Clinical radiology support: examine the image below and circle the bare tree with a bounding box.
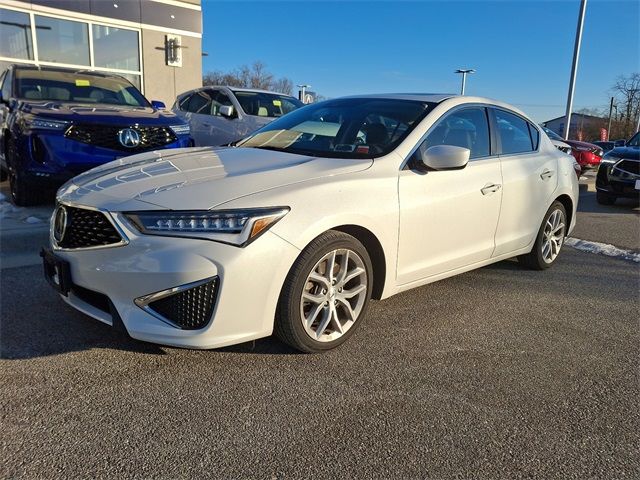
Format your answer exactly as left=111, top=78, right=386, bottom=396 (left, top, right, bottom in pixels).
left=611, top=73, right=640, bottom=138
left=203, top=62, right=294, bottom=95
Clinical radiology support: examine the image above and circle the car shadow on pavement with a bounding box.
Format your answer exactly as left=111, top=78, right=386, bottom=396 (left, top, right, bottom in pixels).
left=578, top=191, right=640, bottom=215
left=0, top=266, right=167, bottom=360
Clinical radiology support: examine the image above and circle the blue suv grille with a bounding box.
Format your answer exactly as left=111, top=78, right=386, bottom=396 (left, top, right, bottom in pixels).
left=65, top=124, right=177, bottom=152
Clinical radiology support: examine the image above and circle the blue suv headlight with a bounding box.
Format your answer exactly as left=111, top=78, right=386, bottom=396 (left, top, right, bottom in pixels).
left=170, top=124, right=190, bottom=136
left=23, top=115, right=70, bottom=131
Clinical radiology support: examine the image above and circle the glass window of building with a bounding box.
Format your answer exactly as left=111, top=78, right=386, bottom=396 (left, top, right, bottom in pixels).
left=92, top=25, right=140, bottom=72
left=0, top=8, right=34, bottom=60
left=35, top=15, right=89, bottom=66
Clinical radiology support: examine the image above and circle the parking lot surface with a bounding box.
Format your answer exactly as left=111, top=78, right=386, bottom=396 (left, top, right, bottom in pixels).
left=1, top=178, right=639, bottom=479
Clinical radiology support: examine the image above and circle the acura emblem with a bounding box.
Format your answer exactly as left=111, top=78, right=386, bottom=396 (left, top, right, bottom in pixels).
left=118, top=128, right=141, bottom=148
left=53, top=205, right=68, bottom=243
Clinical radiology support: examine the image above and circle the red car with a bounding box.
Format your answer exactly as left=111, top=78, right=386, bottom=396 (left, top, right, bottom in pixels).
left=542, top=127, right=603, bottom=169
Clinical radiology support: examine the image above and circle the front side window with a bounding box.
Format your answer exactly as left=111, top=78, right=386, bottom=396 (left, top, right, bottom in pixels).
left=419, top=107, right=491, bottom=159
left=495, top=109, right=535, bottom=154
left=626, top=132, right=639, bottom=147
left=183, top=90, right=212, bottom=114
left=0, top=8, right=34, bottom=60
left=0, top=70, right=10, bottom=100
left=35, top=15, right=90, bottom=66
left=92, top=25, right=140, bottom=72
left=232, top=90, right=303, bottom=118
left=237, top=98, right=433, bottom=158
left=15, top=69, right=149, bottom=107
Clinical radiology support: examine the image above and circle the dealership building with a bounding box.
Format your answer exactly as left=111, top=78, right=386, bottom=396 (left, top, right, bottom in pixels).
left=0, top=0, right=202, bottom=105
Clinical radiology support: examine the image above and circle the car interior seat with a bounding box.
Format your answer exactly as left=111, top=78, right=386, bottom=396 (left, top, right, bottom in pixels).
left=363, top=123, right=389, bottom=145
left=22, top=89, right=42, bottom=100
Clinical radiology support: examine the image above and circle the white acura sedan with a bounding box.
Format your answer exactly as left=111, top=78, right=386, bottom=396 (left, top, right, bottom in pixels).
left=44, top=94, right=578, bottom=352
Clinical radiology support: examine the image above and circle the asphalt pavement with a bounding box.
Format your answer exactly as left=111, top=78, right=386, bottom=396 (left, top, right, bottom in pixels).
left=1, top=177, right=639, bottom=479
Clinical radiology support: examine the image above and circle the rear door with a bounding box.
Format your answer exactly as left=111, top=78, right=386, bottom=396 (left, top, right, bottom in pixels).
left=491, top=108, right=558, bottom=256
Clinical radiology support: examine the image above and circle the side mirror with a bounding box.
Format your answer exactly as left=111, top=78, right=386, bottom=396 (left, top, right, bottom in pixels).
left=418, top=144, right=470, bottom=171
left=219, top=105, right=234, bottom=118
left=151, top=100, right=166, bottom=110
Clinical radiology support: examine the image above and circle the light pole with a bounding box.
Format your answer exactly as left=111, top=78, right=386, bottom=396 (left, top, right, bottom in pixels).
left=455, top=69, right=475, bottom=95
left=297, top=84, right=311, bottom=103
left=563, top=0, right=587, bottom=140
left=606, top=97, right=615, bottom=141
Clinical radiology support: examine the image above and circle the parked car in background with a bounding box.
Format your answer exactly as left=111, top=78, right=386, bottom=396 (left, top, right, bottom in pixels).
left=173, top=86, right=303, bottom=146
left=44, top=94, right=578, bottom=353
left=592, top=141, right=615, bottom=153
left=541, top=127, right=603, bottom=170
left=595, top=131, right=640, bottom=204
left=0, top=65, right=192, bottom=205
left=614, top=139, right=627, bottom=147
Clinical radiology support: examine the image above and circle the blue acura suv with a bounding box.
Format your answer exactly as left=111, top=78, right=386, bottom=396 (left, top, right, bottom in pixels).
left=0, top=65, right=192, bottom=205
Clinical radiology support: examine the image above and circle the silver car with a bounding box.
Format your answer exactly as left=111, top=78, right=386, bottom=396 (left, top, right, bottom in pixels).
left=172, top=86, right=303, bottom=146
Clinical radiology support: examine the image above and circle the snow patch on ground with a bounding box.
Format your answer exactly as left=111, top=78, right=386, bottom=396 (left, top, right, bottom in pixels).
left=0, top=198, right=21, bottom=219
left=566, top=237, right=640, bottom=263
left=24, top=216, right=43, bottom=224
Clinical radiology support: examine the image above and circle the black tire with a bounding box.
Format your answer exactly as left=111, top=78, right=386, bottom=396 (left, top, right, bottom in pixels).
left=7, top=136, right=39, bottom=206
left=518, top=201, right=567, bottom=270
left=274, top=230, right=373, bottom=353
left=596, top=190, right=616, bottom=205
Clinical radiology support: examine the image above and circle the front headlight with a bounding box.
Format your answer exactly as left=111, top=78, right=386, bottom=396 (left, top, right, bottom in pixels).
left=170, top=124, right=190, bottom=136
left=124, top=207, right=289, bottom=247
left=23, top=115, right=70, bottom=131
left=600, top=152, right=619, bottom=165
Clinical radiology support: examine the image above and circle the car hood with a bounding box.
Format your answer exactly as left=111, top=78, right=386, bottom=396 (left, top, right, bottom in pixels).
left=19, top=101, right=182, bottom=126
left=606, top=145, right=640, bottom=160
left=57, top=147, right=374, bottom=211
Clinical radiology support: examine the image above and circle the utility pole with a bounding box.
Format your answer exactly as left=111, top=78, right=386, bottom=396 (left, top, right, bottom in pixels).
left=606, top=97, right=614, bottom=141
left=563, top=0, right=587, bottom=140
left=455, top=69, right=475, bottom=95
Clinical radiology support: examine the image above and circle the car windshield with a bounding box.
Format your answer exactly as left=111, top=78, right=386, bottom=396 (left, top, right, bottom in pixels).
left=236, top=98, right=434, bottom=158
left=626, top=132, right=639, bottom=147
left=232, top=90, right=303, bottom=118
left=14, top=69, right=150, bottom=107
left=542, top=126, right=563, bottom=141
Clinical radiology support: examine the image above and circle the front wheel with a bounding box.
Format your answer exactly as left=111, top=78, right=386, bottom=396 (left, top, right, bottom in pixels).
left=275, top=230, right=373, bottom=353
left=519, top=201, right=567, bottom=270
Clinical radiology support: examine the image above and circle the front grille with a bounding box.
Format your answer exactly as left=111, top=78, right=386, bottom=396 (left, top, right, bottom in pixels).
left=614, top=159, right=640, bottom=176
left=57, top=206, right=123, bottom=249
left=147, top=278, right=218, bottom=330
left=65, top=124, right=177, bottom=152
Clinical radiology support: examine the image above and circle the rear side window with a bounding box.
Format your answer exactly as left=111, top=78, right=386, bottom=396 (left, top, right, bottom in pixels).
left=495, top=109, right=535, bottom=154
left=528, top=123, right=540, bottom=150
left=421, top=107, right=491, bottom=159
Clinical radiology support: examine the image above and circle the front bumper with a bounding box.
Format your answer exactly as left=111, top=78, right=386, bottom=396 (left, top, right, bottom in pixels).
left=48, top=211, right=300, bottom=349
left=596, top=162, right=640, bottom=198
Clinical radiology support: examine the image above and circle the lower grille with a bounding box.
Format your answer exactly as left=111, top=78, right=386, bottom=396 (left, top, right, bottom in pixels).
left=614, top=159, right=640, bottom=176
left=65, top=124, right=177, bottom=152
left=57, top=205, right=123, bottom=249
left=143, top=278, right=219, bottom=330
left=72, top=284, right=111, bottom=314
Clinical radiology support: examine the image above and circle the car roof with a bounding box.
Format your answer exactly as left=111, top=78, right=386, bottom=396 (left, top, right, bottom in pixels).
left=9, top=63, right=122, bottom=79
left=340, top=93, right=457, bottom=103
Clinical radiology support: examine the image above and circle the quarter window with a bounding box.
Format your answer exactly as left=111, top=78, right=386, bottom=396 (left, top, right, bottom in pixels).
left=421, top=107, right=491, bottom=159
left=495, top=109, right=535, bottom=154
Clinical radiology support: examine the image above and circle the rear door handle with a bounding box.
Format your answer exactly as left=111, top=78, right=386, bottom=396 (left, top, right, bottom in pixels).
left=540, top=169, right=554, bottom=180
left=481, top=183, right=502, bottom=195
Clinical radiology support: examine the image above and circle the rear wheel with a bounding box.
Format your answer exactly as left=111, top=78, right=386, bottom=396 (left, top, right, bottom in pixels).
left=519, top=201, right=567, bottom=270
left=275, top=230, right=373, bottom=353
left=596, top=190, right=616, bottom=205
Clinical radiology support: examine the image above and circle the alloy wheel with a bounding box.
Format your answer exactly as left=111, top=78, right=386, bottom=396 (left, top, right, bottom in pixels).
left=542, top=208, right=565, bottom=263
left=300, top=248, right=368, bottom=342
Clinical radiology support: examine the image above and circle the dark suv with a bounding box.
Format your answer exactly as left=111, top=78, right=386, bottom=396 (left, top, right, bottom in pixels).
left=595, top=131, right=640, bottom=204
left=0, top=65, right=192, bottom=205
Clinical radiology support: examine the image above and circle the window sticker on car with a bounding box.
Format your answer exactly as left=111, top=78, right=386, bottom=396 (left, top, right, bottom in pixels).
left=75, top=79, right=90, bottom=87
left=273, top=100, right=282, bottom=106
left=356, top=145, right=370, bottom=154
left=334, top=144, right=356, bottom=152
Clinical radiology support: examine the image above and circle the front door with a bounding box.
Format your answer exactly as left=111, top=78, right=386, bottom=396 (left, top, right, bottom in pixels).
left=397, top=106, right=502, bottom=284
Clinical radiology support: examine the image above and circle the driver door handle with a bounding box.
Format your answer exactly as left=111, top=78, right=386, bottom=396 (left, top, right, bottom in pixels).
left=481, top=183, right=501, bottom=195
left=540, top=169, right=554, bottom=180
